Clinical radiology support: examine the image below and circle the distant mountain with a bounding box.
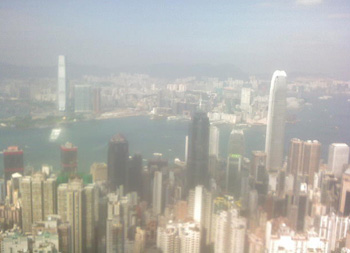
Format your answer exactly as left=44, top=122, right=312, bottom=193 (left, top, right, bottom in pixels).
left=0, top=62, right=347, bottom=81
left=0, top=62, right=247, bottom=80
left=0, top=62, right=56, bottom=79
left=133, top=63, right=248, bottom=79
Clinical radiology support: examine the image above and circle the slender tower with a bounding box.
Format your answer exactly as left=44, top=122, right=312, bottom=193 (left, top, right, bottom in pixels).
left=107, top=134, right=129, bottom=192
left=58, top=55, right=67, bottom=111
left=265, top=70, right=287, bottom=171
left=209, top=125, right=220, bottom=158
left=187, top=111, right=210, bottom=190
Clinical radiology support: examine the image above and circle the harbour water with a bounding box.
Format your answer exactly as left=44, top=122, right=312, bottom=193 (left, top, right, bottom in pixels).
left=0, top=93, right=349, bottom=173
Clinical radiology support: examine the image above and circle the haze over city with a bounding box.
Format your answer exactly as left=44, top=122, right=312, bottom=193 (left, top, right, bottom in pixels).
left=1, top=1, right=350, bottom=253
left=1, top=0, right=350, bottom=79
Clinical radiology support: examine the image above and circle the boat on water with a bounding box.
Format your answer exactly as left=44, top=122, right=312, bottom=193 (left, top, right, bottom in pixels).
left=49, top=128, right=61, bottom=141
left=167, top=115, right=190, bottom=121
left=318, top=96, right=332, bottom=100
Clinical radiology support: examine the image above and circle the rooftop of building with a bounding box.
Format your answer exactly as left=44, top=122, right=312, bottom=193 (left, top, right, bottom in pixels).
left=331, top=143, right=349, bottom=147
left=110, top=133, right=127, bottom=143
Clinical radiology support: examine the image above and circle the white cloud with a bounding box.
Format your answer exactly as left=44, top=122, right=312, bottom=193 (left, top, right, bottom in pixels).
left=296, top=0, right=322, bottom=6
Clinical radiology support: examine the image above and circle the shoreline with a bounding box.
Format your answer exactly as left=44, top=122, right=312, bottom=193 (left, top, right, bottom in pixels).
left=0, top=110, right=151, bottom=130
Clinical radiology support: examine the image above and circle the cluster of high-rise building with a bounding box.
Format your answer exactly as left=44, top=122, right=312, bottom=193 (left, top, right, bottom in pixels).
left=56, top=55, right=101, bottom=114
left=1, top=69, right=350, bottom=253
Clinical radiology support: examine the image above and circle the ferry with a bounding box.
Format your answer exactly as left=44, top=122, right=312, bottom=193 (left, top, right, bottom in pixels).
left=49, top=128, right=61, bottom=142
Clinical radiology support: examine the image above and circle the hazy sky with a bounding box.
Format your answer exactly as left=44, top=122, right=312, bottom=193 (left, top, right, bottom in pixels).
left=1, top=0, right=350, bottom=78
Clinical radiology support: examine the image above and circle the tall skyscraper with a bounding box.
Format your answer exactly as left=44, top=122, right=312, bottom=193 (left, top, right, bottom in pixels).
left=227, top=129, right=245, bottom=156
left=265, top=70, right=287, bottom=171
left=240, top=87, right=252, bottom=112
left=90, top=163, right=108, bottom=183
left=58, top=55, right=67, bottom=112
left=57, top=183, right=68, bottom=222
left=60, top=142, right=78, bottom=174
left=339, top=169, right=350, bottom=216
left=128, top=154, right=143, bottom=195
left=74, top=84, right=92, bottom=113
left=66, top=180, right=83, bottom=253
left=20, top=173, right=57, bottom=233
left=187, top=111, right=210, bottom=190
left=328, top=143, right=350, bottom=178
left=214, top=209, right=246, bottom=253
left=20, top=176, right=33, bottom=233
left=108, top=134, right=129, bottom=192
left=288, top=139, right=321, bottom=185
left=3, top=146, right=24, bottom=183
left=83, top=184, right=98, bottom=252
left=226, top=154, right=242, bottom=199
left=43, top=177, right=57, bottom=219
left=92, top=87, right=102, bottom=114
left=64, top=179, right=97, bottom=253
left=302, top=140, right=321, bottom=186
left=319, top=213, right=350, bottom=252
left=157, top=222, right=201, bottom=253
left=32, top=173, right=45, bottom=224
left=188, top=185, right=213, bottom=248
left=193, top=185, right=204, bottom=224
left=288, top=138, right=304, bottom=175
left=251, top=151, right=266, bottom=180
left=152, top=171, right=163, bottom=215
left=209, top=125, right=220, bottom=158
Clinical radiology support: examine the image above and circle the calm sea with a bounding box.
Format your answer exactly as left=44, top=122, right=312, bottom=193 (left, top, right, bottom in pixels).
left=0, top=93, right=349, bottom=173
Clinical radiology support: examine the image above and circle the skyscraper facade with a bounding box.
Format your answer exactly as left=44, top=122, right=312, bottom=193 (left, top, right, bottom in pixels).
left=214, top=209, right=246, bottom=253
left=108, top=134, right=129, bottom=192
left=20, top=173, right=58, bottom=233
left=152, top=171, right=163, bottom=215
left=209, top=125, right=220, bottom=158
left=20, top=176, right=33, bottom=233
left=328, top=143, right=350, bottom=178
left=265, top=70, right=287, bottom=171
left=226, top=154, right=242, bottom=199
left=60, top=142, right=78, bottom=174
left=187, top=111, right=210, bottom=190
left=58, top=55, right=67, bottom=112
left=227, top=129, right=245, bottom=156
left=339, top=169, right=350, bottom=216
left=3, top=146, right=24, bottom=183
left=240, top=87, right=252, bottom=112
left=288, top=138, right=304, bottom=175
left=288, top=139, right=321, bottom=185
left=302, top=140, right=321, bottom=186
left=157, top=222, right=201, bottom=253
left=92, top=87, right=102, bottom=114
left=251, top=151, right=266, bottom=181
left=61, top=179, right=97, bottom=253
left=74, top=84, right=92, bottom=113
left=128, top=154, right=143, bottom=195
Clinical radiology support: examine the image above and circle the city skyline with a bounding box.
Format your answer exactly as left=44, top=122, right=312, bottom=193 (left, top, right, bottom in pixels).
left=1, top=1, right=350, bottom=252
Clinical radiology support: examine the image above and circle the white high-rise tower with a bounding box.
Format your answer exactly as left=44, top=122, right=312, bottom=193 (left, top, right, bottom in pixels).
left=265, top=70, right=287, bottom=170
left=153, top=171, right=163, bottom=215
left=328, top=143, right=349, bottom=178
left=209, top=125, right=220, bottom=158
left=58, top=55, right=67, bottom=111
